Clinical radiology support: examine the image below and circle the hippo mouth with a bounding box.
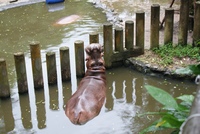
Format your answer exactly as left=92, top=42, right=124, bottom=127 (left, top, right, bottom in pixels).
left=89, top=66, right=105, bottom=71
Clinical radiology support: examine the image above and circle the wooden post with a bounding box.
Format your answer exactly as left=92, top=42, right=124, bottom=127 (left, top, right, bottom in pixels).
left=46, top=52, right=57, bottom=85
left=75, top=40, right=85, bottom=77
left=164, top=8, right=174, bottom=45
left=14, top=52, right=28, bottom=93
left=193, top=1, right=200, bottom=47
left=0, top=58, right=10, bottom=98
left=136, top=11, right=145, bottom=53
left=115, top=27, right=124, bottom=52
left=125, top=20, right=134, bottom=50
left=60, top=47, right=70, bottom=81
left=103, top=23, right=113, bottom=68
left=30, top=41, right=43, bottom=89
left=89, top=32, right=99, bottom=44
left=150, top=4, right=160, bottom=49
left=178, top=0, right=189, bottom=45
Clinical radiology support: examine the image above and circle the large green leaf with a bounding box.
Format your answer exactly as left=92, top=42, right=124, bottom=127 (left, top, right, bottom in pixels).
left=145, top=85, right=179, bottom=110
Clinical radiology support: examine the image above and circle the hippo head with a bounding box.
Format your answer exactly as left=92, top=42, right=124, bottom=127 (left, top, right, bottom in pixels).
left=85, top=43, right=105, bottom=71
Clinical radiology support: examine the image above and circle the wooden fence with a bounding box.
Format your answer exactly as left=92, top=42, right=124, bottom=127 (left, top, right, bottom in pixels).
left=1, top=1, right=200, bottom=98
left=0, top=1, right=200, bottom=132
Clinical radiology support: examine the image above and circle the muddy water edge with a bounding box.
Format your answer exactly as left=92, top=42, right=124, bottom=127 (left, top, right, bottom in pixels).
left=0, top=0, right=197, bottom=134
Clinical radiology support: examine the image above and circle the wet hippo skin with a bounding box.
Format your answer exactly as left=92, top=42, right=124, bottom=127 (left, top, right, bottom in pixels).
left=65, top=43, right=106, bottom=125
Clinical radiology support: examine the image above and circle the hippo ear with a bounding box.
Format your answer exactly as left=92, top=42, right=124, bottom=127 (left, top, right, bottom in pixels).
left=85, top=47, right=91, bottom=55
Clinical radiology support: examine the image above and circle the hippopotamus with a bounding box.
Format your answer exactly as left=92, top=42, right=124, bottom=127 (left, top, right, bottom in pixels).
left=65, top=43, right=106, bottom=125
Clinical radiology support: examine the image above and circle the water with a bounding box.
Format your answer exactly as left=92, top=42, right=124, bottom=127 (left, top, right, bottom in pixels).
left=1, top=66, right=197, bottom=134
left=0, top=0, right=197, bottom=134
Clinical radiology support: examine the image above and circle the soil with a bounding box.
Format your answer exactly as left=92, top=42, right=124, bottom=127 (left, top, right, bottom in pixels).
left=134, top=50, right=199, bottom=72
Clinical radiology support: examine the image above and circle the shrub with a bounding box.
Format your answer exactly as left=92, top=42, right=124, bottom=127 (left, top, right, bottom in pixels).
left=139, top=85, right=194, bottom=134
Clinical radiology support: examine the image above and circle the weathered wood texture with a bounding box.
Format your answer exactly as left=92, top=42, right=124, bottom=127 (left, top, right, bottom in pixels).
left=150, top=4, right=160, bottom=49
left=178, top=0, right=189, bottom=45
left=14, top=52, right=28, bottom=93
left=193, top=1, right=200, bottom=46
left=30, top=41, right=44, bottom=89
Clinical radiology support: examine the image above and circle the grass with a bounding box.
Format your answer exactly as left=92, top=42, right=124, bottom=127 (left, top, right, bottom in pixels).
left=152, top=44, right=200, bottom=66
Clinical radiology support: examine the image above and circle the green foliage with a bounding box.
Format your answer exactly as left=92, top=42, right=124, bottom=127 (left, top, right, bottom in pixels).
left=194, top=39, right=200, bottom=47
left=174, top=64, right=200, bottom=75
left=189, top=64, right=200, bottom=75
left=139, top=85, right=194, bottom=134
left=152, top=44, right=200, bottom=66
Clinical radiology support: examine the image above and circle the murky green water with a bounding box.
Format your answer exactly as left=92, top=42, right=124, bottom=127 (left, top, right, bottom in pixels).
left=0, top=0, right=197, bottom=134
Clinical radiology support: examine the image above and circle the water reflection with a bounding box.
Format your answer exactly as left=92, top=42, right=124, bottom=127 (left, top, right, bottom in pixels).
left=49, top=85, right=59, bottom=110
left=0, top=66, right=197, bottom=133
left=19, top=94, right=32, bottom=129
left=35, top=89, right=46, bottom=129
left=0, top=99, right=14, bottom=133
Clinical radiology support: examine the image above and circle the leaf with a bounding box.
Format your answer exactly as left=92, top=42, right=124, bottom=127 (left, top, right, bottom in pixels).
left=177, top=104, right=190, bottom=112
left=177, top=95, right=194, bottom=109
left=176, top=95, right=194, bottom=104
left=139, top=119, right=165, bottom=134
left=145, top=85, right=179, bottom=110
left=159, top=114, right=182, bottom=128
left=189, top=64, right=200, bottom=75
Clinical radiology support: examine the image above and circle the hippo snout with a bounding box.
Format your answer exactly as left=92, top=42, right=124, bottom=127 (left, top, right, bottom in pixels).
left=67, top=111, right=88, bottom=125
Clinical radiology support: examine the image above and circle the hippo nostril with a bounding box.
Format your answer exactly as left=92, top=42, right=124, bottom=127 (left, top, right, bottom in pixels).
left=98, top=62, right=103, bottom=66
